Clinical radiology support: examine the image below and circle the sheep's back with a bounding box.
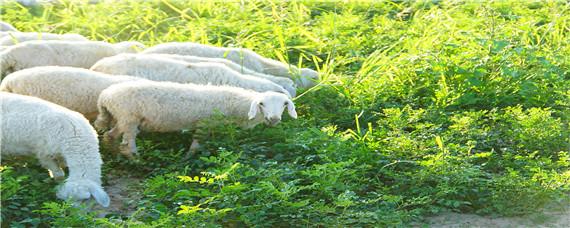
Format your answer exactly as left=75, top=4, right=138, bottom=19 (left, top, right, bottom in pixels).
left=0, top=92, right=96, bottom=156
left=1, top=66, right=133, bottom=115
left=10, top=41, right=117, bottom=70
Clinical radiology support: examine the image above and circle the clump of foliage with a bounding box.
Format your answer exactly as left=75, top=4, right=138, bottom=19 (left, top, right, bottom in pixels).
left=1, top=0, right=569, bottom=227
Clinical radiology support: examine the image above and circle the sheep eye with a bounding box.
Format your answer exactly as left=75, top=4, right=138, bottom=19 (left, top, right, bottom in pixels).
left=259, top=102, right=264, bottom=106
left=284, top=102, right=288, bottom=106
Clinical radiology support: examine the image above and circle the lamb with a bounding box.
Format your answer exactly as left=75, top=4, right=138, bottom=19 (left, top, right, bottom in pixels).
left=142, top=42, right=319, bottom=88
left=144, top=53, right=297, bottom=96
left=0, top=21, right=17, bottom=31
left=0, top=32, right=88, bottom=45
left=94, top=81, right=297, bottom=157
left=0, top=66, right=144, bottom=120
left=0, top=40, right=145, bottom=77
left=90, top=53, right=293, bottom=97
left=1, top=92, right=111, bottom=207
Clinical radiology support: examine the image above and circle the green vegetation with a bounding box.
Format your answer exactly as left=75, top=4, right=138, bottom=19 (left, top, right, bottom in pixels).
left=1, top=0, right=569, bottom=226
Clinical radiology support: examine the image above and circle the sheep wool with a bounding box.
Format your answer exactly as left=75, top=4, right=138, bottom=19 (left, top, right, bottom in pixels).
left=0, top=92, right=111, bottom=207
left=90, top=53, right=293, bottom=97
left=0, top=40, right=145, bottom=77
left=0, top=32, right=88, bottom=45
left=0, top=21, right=17, bottom=32
left=0, top=66, right=143, bottom=120
left=95, top=81, right=297, bottom=157
left=142, top=42, right=319, bottom=88
left=144, top=53, right=297, bottom=96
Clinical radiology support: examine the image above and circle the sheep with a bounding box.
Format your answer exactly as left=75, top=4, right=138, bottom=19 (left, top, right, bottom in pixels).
left=1, top=92, right=111, bottom=207
left=90, top=53, right=294, bottom=97
left=94, top=81, right=297, bottom=157
left=0, top=21, right=17, bottom=32
left=0, top=32, right=13, bottom=39
left=142, top=53, right=297, bottom=96
left=0, top=66, right=144, bottom=120
left=0, top=40, right=145, bottom=77
left=142, top=42, right=319, bottom=88
left=0, top=32, right=88, bottom=45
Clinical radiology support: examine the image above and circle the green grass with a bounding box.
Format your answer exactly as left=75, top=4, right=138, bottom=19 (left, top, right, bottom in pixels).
left=1, top=0, right=569, bottom=227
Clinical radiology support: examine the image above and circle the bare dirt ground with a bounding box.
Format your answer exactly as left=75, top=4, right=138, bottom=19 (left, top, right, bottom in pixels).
left=104, top=174, right=143, bottom=215
left=419, top=203, right=570, bottom=227
left=92, top=173, right=144, bottom=217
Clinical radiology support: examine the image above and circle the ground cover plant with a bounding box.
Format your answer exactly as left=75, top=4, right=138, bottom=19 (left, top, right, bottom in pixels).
left=1, top=0, right=569, bottom=227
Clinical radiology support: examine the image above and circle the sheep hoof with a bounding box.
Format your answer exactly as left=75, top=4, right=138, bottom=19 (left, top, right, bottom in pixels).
left=121, top=151, right=137, bottom=160
left=54, top=175, right=66, bottom=182
left=118, top=144, right=137, bottom=160
left=184, top=148, right=198, bottom=159
left=48, top=169, right=66, bottom=181
left=102, top=134, right=115, bottom=145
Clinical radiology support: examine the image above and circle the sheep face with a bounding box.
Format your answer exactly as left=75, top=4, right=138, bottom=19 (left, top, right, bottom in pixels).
left=248, top=92, right=297, bottom=126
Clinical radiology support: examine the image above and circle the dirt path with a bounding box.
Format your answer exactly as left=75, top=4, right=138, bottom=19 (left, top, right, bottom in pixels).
left=420, top=205, right=569, bottom=227
left=104, top=174, right=144, bottom=215
left=92, top=173, right=144, bottom=217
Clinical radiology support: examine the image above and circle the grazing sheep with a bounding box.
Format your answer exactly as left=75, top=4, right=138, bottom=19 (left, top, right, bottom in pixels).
left=0, top=32, right=13, bottom=39
left=0, top=40, right=144, bottom=77
left=142, top=42, right=319, bottom=88
left=90, top=54, right=293, bottom=97
left=144, top=53, right=297, bottom=96
left=0, top=32, right=88, bottom=45
left=0, top=21, right=17, bottom=32
left=1, top=92, right=111, bottom=207
left=0, top=66, right=143, bottom=120
left=95, top=81, right=297, bottom=157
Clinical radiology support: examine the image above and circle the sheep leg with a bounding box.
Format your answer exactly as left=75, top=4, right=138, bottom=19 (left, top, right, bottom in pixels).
left=184, top=139, right=201, bottom=159
left=37, top=155, right=65, bottom=181
left=118, top=122, right=140, bottom=159
left=103, top=126, right=121, bottom=144
left=190, top=139, right=201, bottom=151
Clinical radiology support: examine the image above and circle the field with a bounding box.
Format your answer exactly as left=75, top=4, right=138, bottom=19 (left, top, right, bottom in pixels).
left=1, top=0, right=569, bottom=227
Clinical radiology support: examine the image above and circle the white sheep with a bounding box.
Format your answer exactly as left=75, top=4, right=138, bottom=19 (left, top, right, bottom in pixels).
left=0, top=21, right=17, bottom=32
left=142, top=42, right=319, bottom=88
left=0, top=32, right=88, bottom=45
left=0, top=66, right=143, bottom=120
left=0, top=40, right=145, bottom=77
left=145, top=53, right=297, bottom=96
left=94, top=81, right=297, bottom=157
left=90, top=53, right=293, bottom=97
left=1, top=92, right=111, bottom=207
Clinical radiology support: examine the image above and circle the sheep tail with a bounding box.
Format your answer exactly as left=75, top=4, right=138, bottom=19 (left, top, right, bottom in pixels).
left=94, top=104, right=112, bottom=132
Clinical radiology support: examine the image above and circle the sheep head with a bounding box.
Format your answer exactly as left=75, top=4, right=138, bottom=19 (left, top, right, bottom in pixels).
left=248, top=91, right=297, bottom=126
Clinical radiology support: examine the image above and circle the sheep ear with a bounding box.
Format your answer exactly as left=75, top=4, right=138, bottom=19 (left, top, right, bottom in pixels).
left=89, top=186, right=110, bottom=207
left=287, top=100, right=297, bottom=119
left=248, top=100, right=259, bottom=120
